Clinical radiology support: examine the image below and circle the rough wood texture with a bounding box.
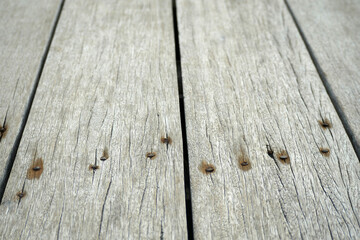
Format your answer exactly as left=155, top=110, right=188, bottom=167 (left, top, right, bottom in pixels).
left=286, top=0, right=360, bottom=157
left=0, top=0, right=62, bottom=186
left=0, top=0, right=187, bottom=239
left=177, top=0, right=360, bottom=238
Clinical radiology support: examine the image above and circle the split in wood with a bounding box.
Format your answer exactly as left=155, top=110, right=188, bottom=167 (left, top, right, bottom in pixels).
left=146, top=152, right=157, bottom=160
left=276, top=150, right=290, bottom=164
left=161, top=136, right=172, bottom=145
left=199, top=160, right=216, bottom=175
left=318, top=118, right=332, bottom=129
left=319, top=147, right=330, bottom=157
left=89, top=164, right=99, bottom=171
left=100, top=147, right=109, bottom=161
left=27, top=158, right=44, bottom=179
left=16, top=191, right=26, bottom=200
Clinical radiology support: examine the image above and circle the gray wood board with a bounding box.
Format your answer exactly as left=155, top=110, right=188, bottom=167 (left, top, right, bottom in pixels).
left=177, top=0, right=360, bottom=239
left=0, top=0, right=187, bottom=239
left=286, top=0, right=360, bottom=156
left=0, top=0, right=63, bottom=186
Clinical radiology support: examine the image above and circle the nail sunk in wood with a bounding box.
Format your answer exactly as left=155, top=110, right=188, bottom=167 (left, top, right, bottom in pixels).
left=161, top=136, right=172, bottom=145
left=266, top=144, right=275, bottom=159
left=146, top=152, right=157, bottom=160
left=199, top=160, right=216, bottom=175
left=89, top=164, right=99, bottom=171
left=27, top=158, right=44, bottom=179
left=238, top=150, right=252, bottom=171
left=205, top=166, right=215, bottom=173
left=319, top=147, right=330, bottom=157
left=0, top=124, right=8, bottom=140
left=318, top=118, right=332, bottom=129
left=32, top=166, right=41, bottom=171
left=276, top=150, right=290, bottom=164
left=16, top=191, right=26, bottom=200
left=100, top=147, right=109, bottom=161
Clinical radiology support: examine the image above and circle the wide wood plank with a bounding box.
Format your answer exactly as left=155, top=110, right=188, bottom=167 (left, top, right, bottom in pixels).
left=0, top=0, right=63, bottom=187
left=286, top=0, right=360, bottom=157
left=0, top=0, right=187, bottom=239
left=177, top=0, right=360, bottom=238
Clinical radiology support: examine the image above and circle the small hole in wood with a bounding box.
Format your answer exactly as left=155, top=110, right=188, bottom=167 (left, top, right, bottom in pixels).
left=276, top=150, right=290, bottom=164
left=27, top=158, right=44, bottom=179
left=0, top=127, right=6, bottom=133
left=199, top=160, right=216, bottom=175
left=146, top=152, right=157, bottom=160
left=266, top=144, right=274, bottom=158
left=318, top=118, right=332, bottom=129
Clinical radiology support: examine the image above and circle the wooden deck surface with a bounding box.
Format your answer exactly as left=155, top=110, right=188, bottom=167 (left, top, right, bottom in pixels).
left=0, top=0, right=359, bottom=239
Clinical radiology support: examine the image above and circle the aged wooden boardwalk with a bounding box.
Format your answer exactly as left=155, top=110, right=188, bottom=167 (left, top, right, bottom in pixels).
left=0, top=0, right=359, bottom=239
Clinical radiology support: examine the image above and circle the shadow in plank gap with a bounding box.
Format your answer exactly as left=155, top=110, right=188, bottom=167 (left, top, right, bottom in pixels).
left=173, top=0, right=195, bottom=239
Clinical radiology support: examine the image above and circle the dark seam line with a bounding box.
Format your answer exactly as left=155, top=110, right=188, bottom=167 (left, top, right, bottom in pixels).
left=172, top=0, right=195, bottom=239
left=0, top=0, right=66, bottom=202
left=284, top=0, right=360, bottom=160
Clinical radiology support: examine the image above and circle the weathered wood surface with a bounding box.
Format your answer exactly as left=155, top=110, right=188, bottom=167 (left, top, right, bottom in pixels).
left=0, top=0, right=187, bottom=239
left=177, top=0, right=360, bottom=239
left=286, top=0, right=360, bottom=157
left=0, top=0, right=62, bottom=187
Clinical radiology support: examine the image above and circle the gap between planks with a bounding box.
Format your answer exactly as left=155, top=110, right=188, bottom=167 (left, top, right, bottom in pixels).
left=172, top=0, right=195, bottom=239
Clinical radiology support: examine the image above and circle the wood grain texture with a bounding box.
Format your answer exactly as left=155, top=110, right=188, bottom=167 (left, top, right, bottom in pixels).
left=0, top=0, right=187, bottom=239
left=0, top=0, right=62, bottom=185
left=286, top=0, right=360, bottom=157
left=177, top=0, right=360, bottom=238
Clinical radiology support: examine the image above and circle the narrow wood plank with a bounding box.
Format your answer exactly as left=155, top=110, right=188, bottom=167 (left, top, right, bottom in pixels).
left=286, top=0, right=360, bottom=157
left=0, top=0, right=187, bottom=239
left=0, top=0, right=63, bottom=186
left=177, top=0, right=360, bottom=238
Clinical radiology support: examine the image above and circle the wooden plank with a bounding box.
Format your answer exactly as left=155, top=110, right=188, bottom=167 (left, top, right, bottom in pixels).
left=0, top=0, right=63, bottom=187
left=285, top=0, right=360, bottom=157
left=177, top=0, right=360, bottom=238
left=0, top=0, right=187, bottom=239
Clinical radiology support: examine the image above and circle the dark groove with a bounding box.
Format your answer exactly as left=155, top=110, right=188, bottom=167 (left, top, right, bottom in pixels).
left=0, top=0, right=66, bottom=202
left=284, top=0, right=360, bottom=160
left=172, top=0, right=194, bottom=239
